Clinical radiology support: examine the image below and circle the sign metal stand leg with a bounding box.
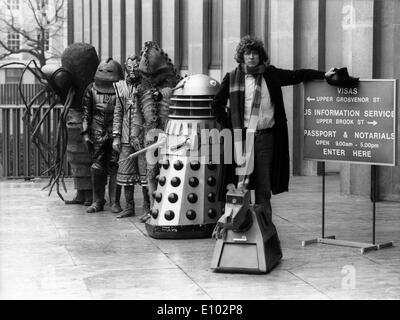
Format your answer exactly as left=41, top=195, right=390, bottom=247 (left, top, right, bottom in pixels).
left=301, top=162, right=335, bottom=247
left=371, top=165, right=394, bottom=250
left=302, top=163, right=394, bottom=254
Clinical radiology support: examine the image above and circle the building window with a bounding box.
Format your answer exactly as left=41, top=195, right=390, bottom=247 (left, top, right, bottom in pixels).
left=37, top=30, right=50, bottom=51
left=37, top=0, right=49, bottom=11
left=7, top=0, right=19, bottom=10
left=5, top=68, right=23, bottom=83
left=7, top=32, right=20, bottom=51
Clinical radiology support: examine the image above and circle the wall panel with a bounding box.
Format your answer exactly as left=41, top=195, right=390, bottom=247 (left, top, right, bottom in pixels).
left=73, top=0, right=83, bottom=43
left=91, top=0, right=100, bottom=54
left=83, top=0, right=91, bottom=43
left=209, top=0, right=223, bottom=70
left=112, top=0, right=122, bottom=63
left=100, top=0, right=110, bottom=60
left=142, top=0, right=160, bottom=44
left=125, top=0, right=141, bottom=57
left=161, top=0, right=179, bottom=66
left=179, top=0, right=189, bottom=70
left=188, top=0, right=209, bottom=74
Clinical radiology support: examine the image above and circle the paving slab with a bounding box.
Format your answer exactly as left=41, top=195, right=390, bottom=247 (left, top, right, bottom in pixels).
left=1, top=175, right=399, bottom=300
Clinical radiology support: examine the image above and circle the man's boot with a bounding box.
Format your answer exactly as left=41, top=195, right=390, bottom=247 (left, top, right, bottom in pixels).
left=64, top=189, right=85, bottom=205
left=117, top=186, right=135, bottom=218
left=139, top=186, right=151, bottom=223
left=109, top=174, right=122, bottom=213
left=87, top=170, right=107, bottom=213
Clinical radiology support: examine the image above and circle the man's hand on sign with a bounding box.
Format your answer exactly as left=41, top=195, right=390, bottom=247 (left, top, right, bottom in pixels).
left=325, top=67, right=359, bottom=87
left=325, top=67, right=337, bottom=79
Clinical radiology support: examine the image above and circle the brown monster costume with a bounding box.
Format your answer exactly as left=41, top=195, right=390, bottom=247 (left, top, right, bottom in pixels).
left=82, top=58, right=124, bottom=213
left=136, top=41, right=182, bottom=221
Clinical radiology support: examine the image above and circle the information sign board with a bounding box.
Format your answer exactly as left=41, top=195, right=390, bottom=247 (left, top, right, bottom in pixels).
left=303, top=80, right=397, bottom=166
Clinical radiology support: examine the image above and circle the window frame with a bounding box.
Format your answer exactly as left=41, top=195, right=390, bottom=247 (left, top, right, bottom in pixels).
left=7, top=31, right=21, bottom=51
left=6, top=0, right=20, bottom=10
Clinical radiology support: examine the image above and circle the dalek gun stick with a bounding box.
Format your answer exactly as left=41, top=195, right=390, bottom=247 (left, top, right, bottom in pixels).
left=120, top=134, right=192, bottom=163
left=121, top=134, right=167, bottom=162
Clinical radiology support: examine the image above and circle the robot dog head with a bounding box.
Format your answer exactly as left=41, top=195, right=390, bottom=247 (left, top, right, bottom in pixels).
left=214, top=185, right=253, bottom=236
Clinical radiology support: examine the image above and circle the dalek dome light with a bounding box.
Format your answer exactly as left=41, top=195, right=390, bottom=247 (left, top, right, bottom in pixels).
left=173, top=74, right=220, bottom=96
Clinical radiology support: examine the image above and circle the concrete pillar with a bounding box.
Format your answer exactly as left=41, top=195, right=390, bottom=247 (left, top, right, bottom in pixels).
left=222, top=0, right=247, bottom=75
left=270, top=0, right=295, bottom=174
left=293, top=0, right=325, bottom=176
left=188, top=0, right=209, bottom=74
left=325, top=0, right=344, bottom=68
left=142, top=0, right=160, bottom=44
left=83, top=0, right=91, bottom=43
left=100, top=0, right=110, bottom=60
left=322, top=0, right=344, bottom=174
left=340, top=0, right=374, bottom=196
left=91, top=0, right=100, bottom=55
left=373, top=0, right=400, bottom=201
left=125, top=0, right=141, bottom=56
left=250, top=0, right=268, bottom=46
left=161, top=0, right=179, bottom=66
left=112, top=0, right=122, bottom=63
left=73, top=0, right=83, bottom=43
left=67, top=0, right=74, bottom=45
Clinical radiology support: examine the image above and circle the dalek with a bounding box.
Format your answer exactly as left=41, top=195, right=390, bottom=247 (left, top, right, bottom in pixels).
left=145, top=74, right=224, bottom=239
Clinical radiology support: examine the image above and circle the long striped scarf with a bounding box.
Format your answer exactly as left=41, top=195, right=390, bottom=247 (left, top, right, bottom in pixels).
left=229, top=63, right=266, bottom=129
left=229, top=63, right=266, bottom=183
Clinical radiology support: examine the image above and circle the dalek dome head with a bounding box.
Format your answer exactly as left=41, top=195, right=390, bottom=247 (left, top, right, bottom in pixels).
left=173, top=74, right=220, bottom=96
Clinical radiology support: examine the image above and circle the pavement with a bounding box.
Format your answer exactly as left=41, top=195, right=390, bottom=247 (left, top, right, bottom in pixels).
left=0, top=174, right=399, bottom=300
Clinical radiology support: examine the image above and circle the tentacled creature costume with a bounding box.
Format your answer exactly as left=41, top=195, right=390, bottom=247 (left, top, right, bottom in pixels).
left=112, top=55, right=151, bottom=219
left=81, top=58, right=124, bottom=213
left=0, top=43, right=98, bottom=203
left=136, top=41, right=182, bottom=219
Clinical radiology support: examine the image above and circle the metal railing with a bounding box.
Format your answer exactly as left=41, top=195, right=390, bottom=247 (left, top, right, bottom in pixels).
left=0, top=83, right=43, bottom=105
left=0, top=104, right=70, bottom=178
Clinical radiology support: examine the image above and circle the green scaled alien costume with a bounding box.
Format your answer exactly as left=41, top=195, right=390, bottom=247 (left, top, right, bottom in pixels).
left=136, top=41, right=182, bottom=221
